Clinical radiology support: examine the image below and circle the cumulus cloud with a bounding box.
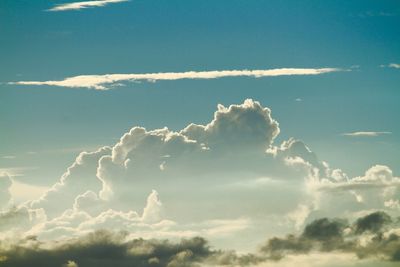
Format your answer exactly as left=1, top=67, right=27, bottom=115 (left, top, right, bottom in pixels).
left=314, top=165, right=400, bottom=214
left=48, top=0, right=129, bottom=12
left=11, top=68, right=343, bottom=90
left=2, top=99, right=399, bottom=266
left=342, top=131, right=392, bottom=137
left=29, top=146, right=111, bottom=218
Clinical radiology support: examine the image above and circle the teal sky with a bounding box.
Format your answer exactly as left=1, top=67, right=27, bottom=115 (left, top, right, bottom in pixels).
left=1, top=0, right=399, bottom=187
left=0, top=1, right=400, bottom=265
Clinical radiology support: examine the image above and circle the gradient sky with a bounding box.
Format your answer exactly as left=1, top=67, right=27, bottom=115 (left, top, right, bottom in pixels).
left=0, top=1, right=400, bottom=266
left=1, top=0, right=400, bottom=186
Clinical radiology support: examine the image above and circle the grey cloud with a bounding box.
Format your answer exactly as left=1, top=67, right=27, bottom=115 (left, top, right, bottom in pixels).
left=1, top=212, right=399, bottom=266
left=354, top=211, right=392, bottom=234
left=260, top=211, right=400, bottom=262
left=0, top=230, right=212, bottom=267
left=0, top=205, right=45, bottom=234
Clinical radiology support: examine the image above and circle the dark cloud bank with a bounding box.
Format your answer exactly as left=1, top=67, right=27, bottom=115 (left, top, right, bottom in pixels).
left=1, top=211, right=399, bottom=266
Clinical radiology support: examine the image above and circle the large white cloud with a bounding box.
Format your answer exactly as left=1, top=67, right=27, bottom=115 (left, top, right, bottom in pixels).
left=3, top=99, right=398, bottom=253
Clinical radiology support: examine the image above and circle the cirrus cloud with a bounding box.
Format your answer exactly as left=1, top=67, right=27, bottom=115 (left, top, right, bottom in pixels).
left=342, top=131, right=392, bottom=137
left=48, top=0, right=129, bottom=12
left=10, top=68, right=344, bottom=90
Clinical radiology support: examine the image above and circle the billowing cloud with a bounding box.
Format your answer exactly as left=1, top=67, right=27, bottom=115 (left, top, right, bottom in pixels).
left=48, top=0, right=129, bottom=12
left=29, top=146, right=111, bottom=218
left=1, top=99, right=399, bottom=266
left=342, top=131, right=392, bottom=137
left=314, top=165, right=400, bottom=215
left=10, top=68, right=343, bottom=90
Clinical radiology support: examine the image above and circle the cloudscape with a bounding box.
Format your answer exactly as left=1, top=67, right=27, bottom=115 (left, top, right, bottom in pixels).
left=1, top=1, right=399, bottom=267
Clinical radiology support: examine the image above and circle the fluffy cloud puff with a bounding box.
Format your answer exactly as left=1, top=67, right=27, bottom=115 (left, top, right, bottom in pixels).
left=310, top=165, right=400, bottom=220
left=94, top=100, right=316, bottom=221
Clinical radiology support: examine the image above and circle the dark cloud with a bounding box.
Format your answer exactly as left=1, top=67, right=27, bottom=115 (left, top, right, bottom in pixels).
left=354, top=211, right=392, bottom=234
left=1, top=212, right=399, bottom=266
left=0, top=230, right=212, bottom=267
left=260, top=211, right=400, bottom=262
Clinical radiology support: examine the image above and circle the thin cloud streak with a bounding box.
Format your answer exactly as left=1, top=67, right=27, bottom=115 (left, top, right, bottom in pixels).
left=342, top=131, right=392, bottom=137
left=10, top=68, right=344, bottom=90
left=48, top=0, right=129, bottom=12
left=388, top=63, right=400, bottom=69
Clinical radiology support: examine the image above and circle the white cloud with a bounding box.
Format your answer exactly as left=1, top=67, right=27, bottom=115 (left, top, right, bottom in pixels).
left=2, top=99, right=399, bottom=255
left=342, top=131, right=391, bottom=137
left=48, top=0, right=129, bottom=12
left=11, top=68, right=343, bottom=90
left=388, top=63, right=400, bottom=69
left=29, top=147, right=111, bottom=218
left=1, top=156, right=16, bottom=159
left=141, top=190, right=163, bottom=224
left=310, top=165, right=400, bottom=219
left=62, top=260, right=78, bottom=267
left=9, top=181, right=49, bottom=203
left=0, top=167, right=35, bottom=177
left=380, top=63, right=400, bottom=69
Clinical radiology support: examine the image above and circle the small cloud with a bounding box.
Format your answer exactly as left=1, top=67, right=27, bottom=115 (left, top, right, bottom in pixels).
left=63, top=260, right=79, bottom=267
left=48, top=0, right=129, bottom=12
left=1, top=156, right=16, bottom=159
left=342, top=131, right=392, bottom=137
left=379, top=63, right=400, bottom=69
left=357, top=11, right=396, bottom=18
left=295, top=98, right=303, bottom=102
left=388, top=63, right=400, bottom=69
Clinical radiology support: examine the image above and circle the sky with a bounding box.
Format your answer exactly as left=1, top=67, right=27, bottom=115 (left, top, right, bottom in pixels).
left=0, top=1, right=400, bottom=267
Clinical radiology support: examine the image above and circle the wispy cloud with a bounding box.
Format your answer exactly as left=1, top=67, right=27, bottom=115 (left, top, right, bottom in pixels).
left=379, top=63, right=400, bottom=69
left=0, top=167, right=37, bottom=177
left=1, top=156, right=16, bottom=159
left=48, top=0, right=129, bottom=12
left=356, top=11, right=396, bottom=18
left=388, top=63, right=400, bottom=69
left=10, top=68, right=344, bottom=90
left=342, top=131, right=392, bottom=137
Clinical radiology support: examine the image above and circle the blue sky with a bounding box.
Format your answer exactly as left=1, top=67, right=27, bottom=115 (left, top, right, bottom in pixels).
left=0, top=1, right=400, bottom=265
left=1, top=0, right=399, bottom=185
